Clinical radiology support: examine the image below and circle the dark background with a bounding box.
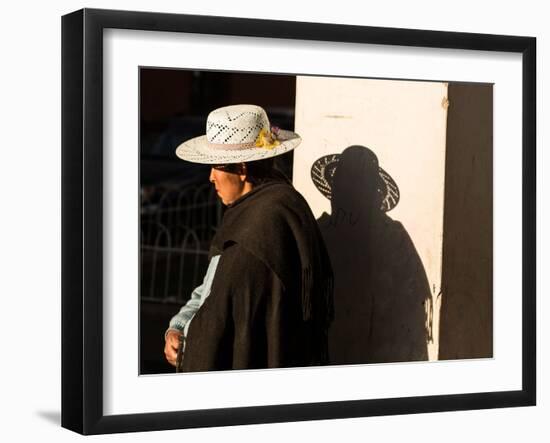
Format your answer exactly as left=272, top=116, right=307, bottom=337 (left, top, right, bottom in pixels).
left=139, top=68, right=297, bottom=374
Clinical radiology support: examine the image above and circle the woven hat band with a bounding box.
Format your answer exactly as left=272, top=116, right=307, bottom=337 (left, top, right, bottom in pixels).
left=206, top=141, right=258, bottom=151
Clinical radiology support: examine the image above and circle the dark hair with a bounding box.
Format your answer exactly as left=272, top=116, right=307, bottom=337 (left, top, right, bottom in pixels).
left=213, top=158, right=290, bottom=186
left=245, top=158, right=290, bottom=186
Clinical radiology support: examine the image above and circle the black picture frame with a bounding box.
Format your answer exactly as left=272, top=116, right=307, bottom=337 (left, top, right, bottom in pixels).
left=61, top=8, right=536, bottom=435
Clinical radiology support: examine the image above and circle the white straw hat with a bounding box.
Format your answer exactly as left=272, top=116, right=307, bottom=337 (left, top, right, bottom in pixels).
left=175, top=104, right=301, bottom=164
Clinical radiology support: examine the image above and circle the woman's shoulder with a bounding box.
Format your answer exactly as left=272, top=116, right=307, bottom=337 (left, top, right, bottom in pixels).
left=216, top=242, right=282, bottom=288
left=254, top=182, right=313, bottom=216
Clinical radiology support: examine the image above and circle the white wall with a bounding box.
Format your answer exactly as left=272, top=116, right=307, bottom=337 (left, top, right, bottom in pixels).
left=293, top=77, right=448, bottom=360
left=0, top=1, right=546, bottom=442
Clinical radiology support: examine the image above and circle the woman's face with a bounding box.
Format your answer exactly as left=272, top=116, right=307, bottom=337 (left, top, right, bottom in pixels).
left=209, top=164, right=250, bottom=205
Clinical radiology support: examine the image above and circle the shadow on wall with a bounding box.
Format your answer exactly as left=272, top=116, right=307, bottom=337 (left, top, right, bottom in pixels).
left=314, top=145, right=430, bottom=365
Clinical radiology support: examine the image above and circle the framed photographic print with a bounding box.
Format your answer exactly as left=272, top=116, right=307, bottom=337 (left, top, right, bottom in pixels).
left=61, top=8, right=536, bottom=435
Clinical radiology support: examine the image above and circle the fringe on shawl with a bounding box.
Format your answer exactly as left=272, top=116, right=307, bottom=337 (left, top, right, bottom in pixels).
left=301, top=266, right=313, bottom=321
left=301, top=268, right=334, bottom=319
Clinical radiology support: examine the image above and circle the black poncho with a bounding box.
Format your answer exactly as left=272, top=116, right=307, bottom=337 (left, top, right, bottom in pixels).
left=177, top=180, right=334, bottom=372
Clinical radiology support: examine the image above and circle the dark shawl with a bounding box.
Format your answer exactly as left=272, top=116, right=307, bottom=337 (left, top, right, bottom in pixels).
left=177, top=180, right=334, bottom=372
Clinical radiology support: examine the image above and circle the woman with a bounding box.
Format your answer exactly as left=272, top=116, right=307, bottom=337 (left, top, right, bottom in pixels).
left=164, top=104, right=333, bottom=372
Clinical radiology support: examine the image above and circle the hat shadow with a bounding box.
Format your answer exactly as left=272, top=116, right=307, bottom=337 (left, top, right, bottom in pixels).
left=315, top=145, right=431, bottom=364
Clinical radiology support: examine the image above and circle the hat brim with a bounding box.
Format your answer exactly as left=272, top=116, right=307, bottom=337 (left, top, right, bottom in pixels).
left=175, top=130, right=301, bottom=164
left=311, top=153, right=400, bottom=212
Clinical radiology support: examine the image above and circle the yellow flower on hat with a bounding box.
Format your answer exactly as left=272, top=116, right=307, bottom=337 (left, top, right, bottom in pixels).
left=255, top=128, right=280, bottom=150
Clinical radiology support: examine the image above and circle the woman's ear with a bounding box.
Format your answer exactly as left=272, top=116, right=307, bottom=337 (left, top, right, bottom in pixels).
left=238, top=163, right=247, bottom=182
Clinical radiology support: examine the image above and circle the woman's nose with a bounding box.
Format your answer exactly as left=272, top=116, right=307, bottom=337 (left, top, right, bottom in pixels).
left=209, top=168, right=215, bottom=183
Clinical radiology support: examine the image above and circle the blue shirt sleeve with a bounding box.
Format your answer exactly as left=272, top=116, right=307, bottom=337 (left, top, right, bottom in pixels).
left=165, top=255, right=221, bottom=338
left=166, top=281, right=205, bottom=333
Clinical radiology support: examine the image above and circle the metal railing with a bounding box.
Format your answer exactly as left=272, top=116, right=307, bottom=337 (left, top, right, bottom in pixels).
left=140, top=183, right=222, bottom=303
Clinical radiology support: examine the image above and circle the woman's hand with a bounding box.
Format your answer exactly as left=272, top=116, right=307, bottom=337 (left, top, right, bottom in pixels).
left=164, top=330, right=183, bottom=367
